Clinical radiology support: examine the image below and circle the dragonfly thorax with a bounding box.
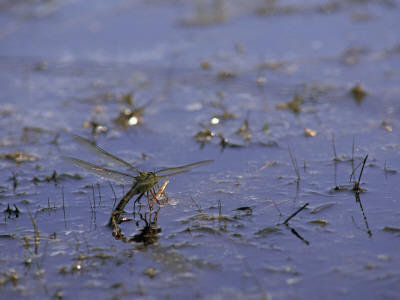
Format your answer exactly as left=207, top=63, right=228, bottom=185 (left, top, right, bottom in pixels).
left=135, top=171, right=158, bottom=193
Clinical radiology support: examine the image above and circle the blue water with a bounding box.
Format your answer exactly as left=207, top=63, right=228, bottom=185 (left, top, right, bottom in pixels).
left=1, top=1, right=400, bottom=299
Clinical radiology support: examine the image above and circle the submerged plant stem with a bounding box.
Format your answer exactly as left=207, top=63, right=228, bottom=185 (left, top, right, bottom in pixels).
left=332, top=134, right=338, bottom=161
left=27, top=207, right=40, bottom=254
left=288, top=147, right=300, bottom=181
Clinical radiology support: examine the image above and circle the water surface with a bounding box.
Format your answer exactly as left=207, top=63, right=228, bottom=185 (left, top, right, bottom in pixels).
left=1, top=1, right=400, bottom=299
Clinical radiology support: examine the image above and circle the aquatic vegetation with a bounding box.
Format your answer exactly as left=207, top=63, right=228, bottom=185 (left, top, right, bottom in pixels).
left=350, top=155, right=368, bottom=192
left=288, top=147, right=300, bottom=182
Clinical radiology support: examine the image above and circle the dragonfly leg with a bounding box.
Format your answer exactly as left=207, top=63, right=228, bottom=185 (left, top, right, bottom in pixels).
left=149, top=188, right=158, bottom=204
left=133, top=192, right=145, bottom=212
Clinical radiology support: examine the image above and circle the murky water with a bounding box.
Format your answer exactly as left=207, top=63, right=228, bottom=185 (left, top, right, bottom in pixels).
left=1, top=1, right=400, bottom=299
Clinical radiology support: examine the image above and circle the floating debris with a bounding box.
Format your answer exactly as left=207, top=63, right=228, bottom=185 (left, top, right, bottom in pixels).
left=309, top=219, right=328, bottom=227
left=255, top=227, right=281, bottom=236
left=211, top=108, right=236, bottom=122
left=33, top=60, right=48, bottom=71
left=83, top=121, right=108, bottom=137
left=304, top=128, right=317, bottom=137
left=31, top=170, right=59, bottom=185
left=340, top=47, right=368, bottom=66
left=350, top=83, right=367, bottom=104
left=234, top=206, right=253, bottom=217
left=21, top=126, right=47, bottom=143
left=256, top=76, right=267, bottom=86
left=262, top=123, right=270, bottom=132
left=218, top=134, right=244, bottom=152
left=0, top=152, right=38, bottom=163
left=259, top=161, right=278, bottom=171
left=276, top=95, right=303, bottom=113
left=218, top=70, right=236, bottom=80
left=195, top=123, right=215, bottom=144
left=185, top=226, right=221, bottom=235
left=113, top=93, right=148, bottom=128
left=310, top=203, right=335, bottom=214
left=115, top=106, right=144, bottom=128
left=381, top=120, right=393, bottom=132
left=258, top=60, right=285, bottom=71
left=236, top=118, right=252, bottom=141
left=143, top=267, right=158, bottom=279
left=201, top=61, right=212, bottom=70
left=210, top=117, right=220, bottom=125
left=117, top=93, right=134, bottom=106
left=382, top=226, right=400, bottom=233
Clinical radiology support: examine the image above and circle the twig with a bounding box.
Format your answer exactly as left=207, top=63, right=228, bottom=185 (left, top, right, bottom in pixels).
left=283, top=202, right=309, bottom=225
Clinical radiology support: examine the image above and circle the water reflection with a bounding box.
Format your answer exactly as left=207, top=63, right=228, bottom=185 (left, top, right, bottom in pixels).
left=353, top=191, right=372, bottom=238
left=112, top=205, right=162, bottom=246
left=331, top=153, right=372, bottom=237
left=282, top=202, right=310, bottom=245
left=4, top=203, right=21, bottom=219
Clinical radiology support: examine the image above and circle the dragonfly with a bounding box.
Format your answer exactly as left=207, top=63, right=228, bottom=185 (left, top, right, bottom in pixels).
left=61, top=134, right=212, bottom=223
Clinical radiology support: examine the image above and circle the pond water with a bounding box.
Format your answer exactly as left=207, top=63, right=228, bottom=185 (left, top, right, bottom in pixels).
left=1, top=1, right=400, bottom=299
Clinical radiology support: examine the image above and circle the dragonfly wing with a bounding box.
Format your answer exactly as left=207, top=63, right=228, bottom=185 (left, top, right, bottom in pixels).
left=156, top=160, right=213, bottom=174
left=70, top=134, right=139, bottom=174
left=156, top=170, right=190, bottom=180
left=62, top=156, right=135, bottom=183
